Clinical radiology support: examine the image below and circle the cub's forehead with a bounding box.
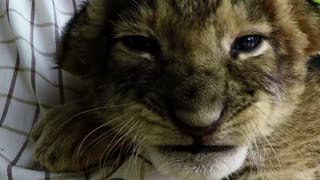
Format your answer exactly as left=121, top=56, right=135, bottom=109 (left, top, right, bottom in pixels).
left=169, top=0, right=222, bottom=19
left=114, top=0, right=272, bottom=38
left=139, top=0, right=267, bottom=22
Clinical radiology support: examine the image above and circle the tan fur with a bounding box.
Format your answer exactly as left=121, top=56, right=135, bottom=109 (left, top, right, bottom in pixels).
left=30, top=0, right=320, bottom=179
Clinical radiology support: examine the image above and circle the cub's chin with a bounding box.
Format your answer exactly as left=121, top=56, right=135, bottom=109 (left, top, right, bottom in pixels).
left=146, top=146, right=248, bottom=180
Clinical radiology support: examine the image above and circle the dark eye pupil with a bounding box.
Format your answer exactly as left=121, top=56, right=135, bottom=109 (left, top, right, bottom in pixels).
left=121, top=36, right=160, bottom=55
left=233, top=35, right=262, bottom=53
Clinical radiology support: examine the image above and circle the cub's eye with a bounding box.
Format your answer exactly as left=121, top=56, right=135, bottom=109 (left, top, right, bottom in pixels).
left=231, top=35, right=263, bottom=56
left=119, top=35, right=161, bottom=55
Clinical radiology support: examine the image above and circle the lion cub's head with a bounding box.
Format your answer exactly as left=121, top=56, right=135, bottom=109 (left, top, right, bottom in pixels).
left=58, top=0, right=320, bottom=179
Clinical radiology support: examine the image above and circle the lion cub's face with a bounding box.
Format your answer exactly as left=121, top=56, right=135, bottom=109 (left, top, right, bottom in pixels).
left=62, top=0, right=315, bottom=179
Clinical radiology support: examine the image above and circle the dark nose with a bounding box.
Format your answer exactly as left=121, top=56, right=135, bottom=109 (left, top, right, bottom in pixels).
left=170, top=108, right=226, bottom=137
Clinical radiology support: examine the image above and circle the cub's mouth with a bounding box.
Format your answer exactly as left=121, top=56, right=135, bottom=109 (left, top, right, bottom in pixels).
left=159, top=145, right=235, bottom=154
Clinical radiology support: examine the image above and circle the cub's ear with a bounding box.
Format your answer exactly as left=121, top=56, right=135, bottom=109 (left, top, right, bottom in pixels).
left=57, top=0, right=132, bottom=76
left=291, top=0, right=320, bottom=55
left=56, top=0, right=107, bottom=75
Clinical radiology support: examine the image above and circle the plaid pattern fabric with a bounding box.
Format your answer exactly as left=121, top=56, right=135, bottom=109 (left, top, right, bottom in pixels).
left=0, top=0, right=173, bottom=179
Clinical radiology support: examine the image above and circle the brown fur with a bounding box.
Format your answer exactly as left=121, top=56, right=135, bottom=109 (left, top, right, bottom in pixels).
left=30, top=0, right=320, bottom=179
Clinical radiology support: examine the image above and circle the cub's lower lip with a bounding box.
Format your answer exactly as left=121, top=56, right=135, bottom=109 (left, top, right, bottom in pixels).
left=159, top=145, right=235, bottom=154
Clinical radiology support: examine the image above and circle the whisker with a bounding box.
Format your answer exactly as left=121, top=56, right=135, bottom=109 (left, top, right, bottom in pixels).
left=99, top=117, right=137, bottom=176
left=57, top=104, right=132, bottom=131
left=250, top=105, right=283, bottom=175
left=76, top=113, right=138, bottom=175
left=76, top=113, right=131, bottom=160
left=266, top=129, right=311, bottom=168
left=82, top=125, right=130, bottom=173
left=103, top=118, right=140, bottom=170
left=131, top=132, right=146, bottom=176
left=240, top=123, right=259, bottom=178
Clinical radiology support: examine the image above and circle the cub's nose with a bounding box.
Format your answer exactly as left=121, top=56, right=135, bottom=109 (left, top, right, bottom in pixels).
left=171, top=107, right=226, bottom=137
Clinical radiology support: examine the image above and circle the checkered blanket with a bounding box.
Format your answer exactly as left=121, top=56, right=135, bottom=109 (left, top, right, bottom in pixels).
left=0, top=0, right=175, bottom=179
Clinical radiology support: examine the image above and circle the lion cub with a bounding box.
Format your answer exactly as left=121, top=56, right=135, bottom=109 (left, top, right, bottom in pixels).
left=30, top=0, right=320, bottom=179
